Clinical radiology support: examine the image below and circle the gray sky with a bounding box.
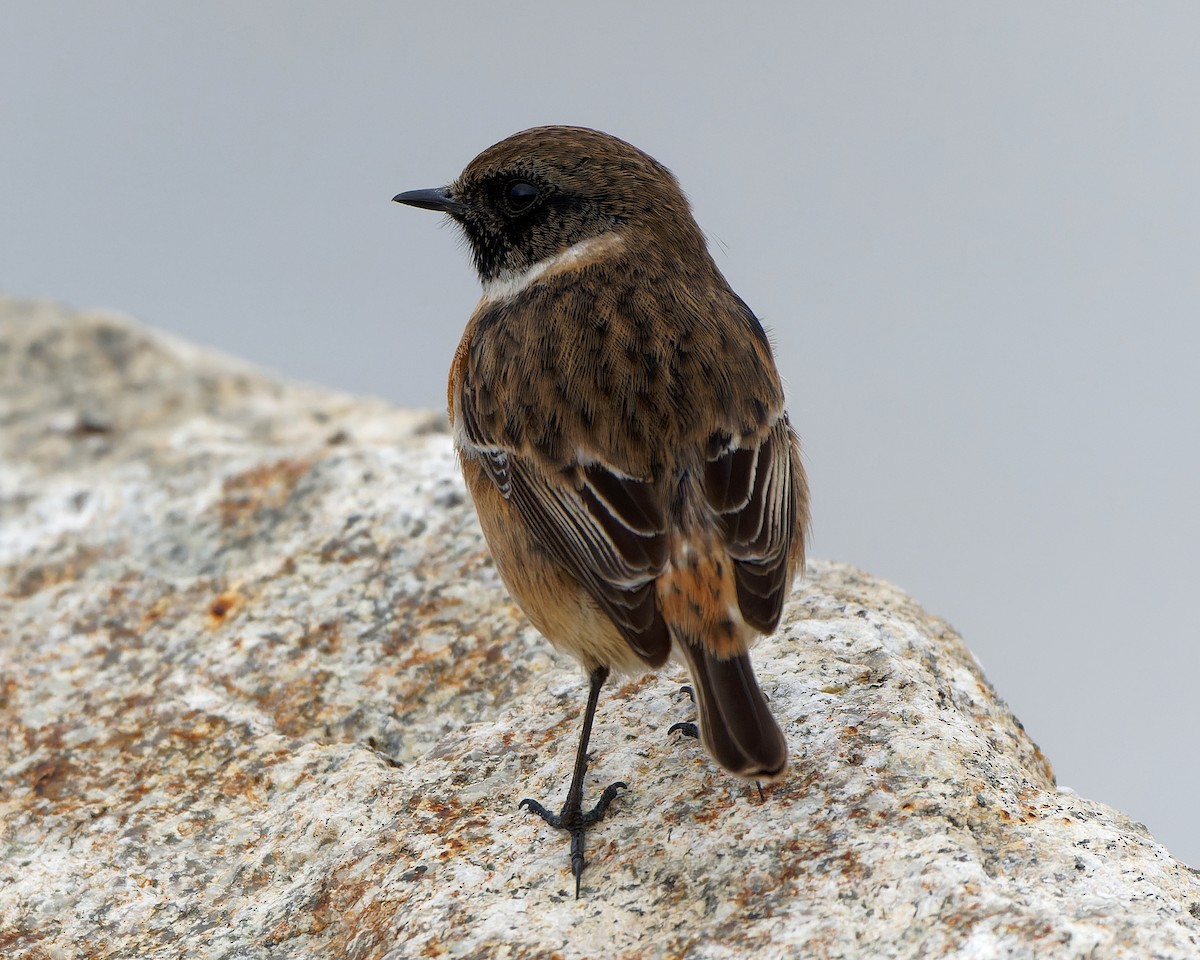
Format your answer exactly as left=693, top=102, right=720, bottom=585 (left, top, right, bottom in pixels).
left=3, top=2, right=1198, bottom=866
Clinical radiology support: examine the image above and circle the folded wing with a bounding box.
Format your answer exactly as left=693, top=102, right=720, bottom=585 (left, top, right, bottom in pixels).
left=460, top=390, right=673, bottom=666
left=703, top=416, right=802, bottom=634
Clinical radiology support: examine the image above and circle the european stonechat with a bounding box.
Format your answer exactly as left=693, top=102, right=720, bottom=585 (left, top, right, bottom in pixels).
left=394, top=126, right=809, bottom=896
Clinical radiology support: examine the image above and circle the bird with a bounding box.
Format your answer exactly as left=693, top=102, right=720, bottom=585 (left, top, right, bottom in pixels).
left=393, top=125, right=809, bottom=896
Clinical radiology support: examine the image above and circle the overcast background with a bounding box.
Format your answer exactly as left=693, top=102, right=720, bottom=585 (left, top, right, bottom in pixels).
left=3, top=3, right=1197, bottom=865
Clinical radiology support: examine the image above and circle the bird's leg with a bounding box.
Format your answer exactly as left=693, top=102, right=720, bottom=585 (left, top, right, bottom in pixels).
left=667, top=684, right=699, bottom=740
left=519, top=666, right=626, bottom=898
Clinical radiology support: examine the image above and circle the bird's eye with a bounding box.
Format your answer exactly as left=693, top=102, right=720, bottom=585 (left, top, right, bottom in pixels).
left=505, top=180, right=539, bottom=213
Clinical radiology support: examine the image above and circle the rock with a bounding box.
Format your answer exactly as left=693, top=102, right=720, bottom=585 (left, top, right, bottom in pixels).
left=1, top=295, right=1198, bottom=960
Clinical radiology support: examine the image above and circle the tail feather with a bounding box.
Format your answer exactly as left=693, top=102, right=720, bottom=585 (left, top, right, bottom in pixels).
left=677, top=637, right=788, bottom=781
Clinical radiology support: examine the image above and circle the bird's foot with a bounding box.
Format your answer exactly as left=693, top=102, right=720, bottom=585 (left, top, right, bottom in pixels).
left=668, top=686, right=699, bottom=740
left=519, top=781, right=627, bottom=898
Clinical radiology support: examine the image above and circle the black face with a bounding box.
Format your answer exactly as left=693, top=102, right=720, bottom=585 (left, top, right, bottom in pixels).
left=451, top=168, right=618, bottom=282
left=399, top=126, right=707, bottom=285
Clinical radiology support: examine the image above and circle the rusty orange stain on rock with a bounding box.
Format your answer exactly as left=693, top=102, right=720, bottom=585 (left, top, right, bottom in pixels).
left=29, top=757, right=76, bottom=801
left=208, top=590, right=241, bottom=625
left=408, top=593, right=465, bottom=621
left=173, top=715, right=220, bottom=741
left=139, top=594, right=175, bottom=628
left=237, top=670, right=334, bottom=738
left=297, top=619, right=341, bottom=654
left=0, top=675, right=17, bottom=713
left=7, top=545, right=101, bottom=598
left=219, top=766, right=269, bottom=805
left=217, top=458, right=312, bottom=529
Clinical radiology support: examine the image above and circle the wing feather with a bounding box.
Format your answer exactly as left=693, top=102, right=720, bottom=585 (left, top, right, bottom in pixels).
left=464, top=401, right=672, bottom=666
left=705, top=417, right=802, bottom=633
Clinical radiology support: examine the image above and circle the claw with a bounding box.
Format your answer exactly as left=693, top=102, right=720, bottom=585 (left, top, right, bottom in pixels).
left=591, top=781, right=627, bottom=818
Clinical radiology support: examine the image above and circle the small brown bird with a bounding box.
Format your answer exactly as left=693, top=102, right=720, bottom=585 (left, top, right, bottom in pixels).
left=394, top=126, right=809, bottom=896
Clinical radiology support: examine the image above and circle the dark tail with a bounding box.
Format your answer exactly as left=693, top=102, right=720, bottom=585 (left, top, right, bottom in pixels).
left=676, top=637, right=788, bottom=781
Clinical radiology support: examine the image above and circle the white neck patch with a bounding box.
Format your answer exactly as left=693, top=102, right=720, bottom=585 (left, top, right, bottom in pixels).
left=481, top=233, right=623, bottom=305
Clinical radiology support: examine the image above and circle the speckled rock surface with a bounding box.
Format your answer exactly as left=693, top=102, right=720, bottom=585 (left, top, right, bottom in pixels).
left=2, top=296, right=1198, bottom=960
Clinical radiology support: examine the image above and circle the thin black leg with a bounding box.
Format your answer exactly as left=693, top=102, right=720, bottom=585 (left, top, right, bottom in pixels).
left=519, top=666, right=626, bottom=898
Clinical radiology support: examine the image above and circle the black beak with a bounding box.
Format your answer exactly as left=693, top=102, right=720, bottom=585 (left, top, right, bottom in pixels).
left=392, top=186, right=463, bottom=215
